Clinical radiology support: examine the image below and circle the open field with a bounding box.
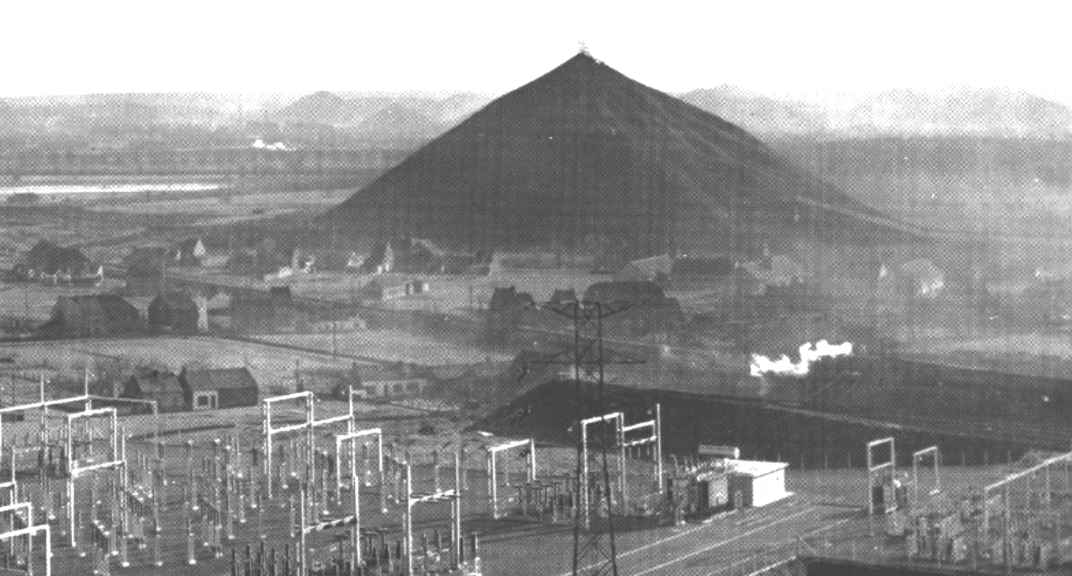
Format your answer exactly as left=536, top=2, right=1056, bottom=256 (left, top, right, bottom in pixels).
left=82, top=187, right=355, bottom=223
left=252, top=330, right=510, bottom=366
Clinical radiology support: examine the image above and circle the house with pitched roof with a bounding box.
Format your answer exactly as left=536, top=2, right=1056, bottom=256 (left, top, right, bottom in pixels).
left=179, top=366, right=259, bottom=411
left=121, top=369, right=186, bottom=412
left=41, top=294, right=143, bottom=338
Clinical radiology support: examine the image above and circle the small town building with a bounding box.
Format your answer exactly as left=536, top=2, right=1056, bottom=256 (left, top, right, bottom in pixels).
left=121, top=369, right=186, bottom=412
left=231, top=287, right=299, bottom=333
left=41, top=294, right=142, bottom=338
left=173, top=237, right=206, bottom=266
left=179, top=366, right=259, bottom=411
left=615, top=254, right=674, bottom=283
left=351, top=364, right=429, bottom=399
left=548, top=288, right=577, bottom=306
left=123, top=247, right=169, bottom=295
left=14, top=240, right=102, bottom=286
left=616, top=254, right=734, bottom=287
left=345, top=251, right=365, bottom=271
left=360, top=278, right=428, bottom=302
left=672, top=255, right=735, bottom=279
left=666, top=465, right=730, bottom=519
left=289, top=247, right=316, bottom=274
left=897, top=259, right=945, bottom=299
left=740, top=254, right=804, bottom=290
left=489, top=286, right=535, bottom=310
left=725, top=459, right=790, bottom=508
left=361, top=237, right=446, bottom=274
left=147, top=292, right=201, bottom=333
left=582, top=281, right=684, bottom=336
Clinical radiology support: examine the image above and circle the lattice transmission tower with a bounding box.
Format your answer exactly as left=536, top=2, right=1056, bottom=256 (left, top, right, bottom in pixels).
left=539, top=299, right=642, bottom=576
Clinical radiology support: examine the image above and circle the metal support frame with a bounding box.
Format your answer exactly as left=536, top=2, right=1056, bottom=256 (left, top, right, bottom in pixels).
left=866, top=437, right=895, bottom=515
left=580, top=412, right=625, bottom=529
left=404, top=453, right=462, bottom=576
left=0, top=520, right=51, bottom=576
left=981, top=449, right=1072, bottom=543
left=0, top=383, right=159, bottom=461
left=65, top=407, right=124, bottom=549
left=621, top=403, right=664, bottom=501
left=298, top=432, right=366, bottom=575
left=485, top=438, right=536, bottom=519
left=334, top=427, right=384, bottom=505
left=262, top=391, right=352, bottom=499
left=911, top=446, right=940, bottom=509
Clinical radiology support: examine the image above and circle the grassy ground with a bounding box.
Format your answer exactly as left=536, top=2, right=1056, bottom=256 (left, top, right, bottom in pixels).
left=252, top=330, right=508, bottom=366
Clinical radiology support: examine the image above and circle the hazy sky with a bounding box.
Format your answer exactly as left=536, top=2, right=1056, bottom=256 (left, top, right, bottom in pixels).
left=5, top=0, right=1072, bottom=105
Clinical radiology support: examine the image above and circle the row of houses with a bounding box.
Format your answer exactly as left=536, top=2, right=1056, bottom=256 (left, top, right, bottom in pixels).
left=10, top=238, right=208, bottom=290
left=615, top=252, right=946, bottom=300
left=293, top=360, right=506, bottom=402
left=121, top=366, right=259, bottom=412
left=121, top=359, right=505, bottom=415
left=358, top=237, right=493, bottom=276
left=614, top=253, right=803, bottom=294
left=40, top=292, right=206, bottom=338
left=123, top=238, right=207, bottom=294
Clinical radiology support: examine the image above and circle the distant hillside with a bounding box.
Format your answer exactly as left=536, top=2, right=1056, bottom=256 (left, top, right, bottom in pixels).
left=274, top=91, right=491, bottom=133
left=425, top=92, right=493, bottom=125
left=275, top=91, right=355, bottom=125
left=775, top=136, right=1072, bottom=237
left=839, top=89, right=1072, bottom=138
left=353, top=103, right=439, bottom=140
left=325, top=53, right=913, bottom=255
left=680, top=86, right=828, bottom=136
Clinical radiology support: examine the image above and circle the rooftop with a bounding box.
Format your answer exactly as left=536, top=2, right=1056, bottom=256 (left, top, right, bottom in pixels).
left=726, top=458, right=788, bottom=477
left=181, top=366, right=258, bottom=391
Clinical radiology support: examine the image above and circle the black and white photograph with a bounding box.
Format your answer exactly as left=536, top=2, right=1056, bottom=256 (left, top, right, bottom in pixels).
left=1, top=1, right=1071, bottom=574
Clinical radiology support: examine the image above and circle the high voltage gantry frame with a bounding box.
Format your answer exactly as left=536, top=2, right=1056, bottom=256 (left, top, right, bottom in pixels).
left=261, top=391, right=351, bottom=500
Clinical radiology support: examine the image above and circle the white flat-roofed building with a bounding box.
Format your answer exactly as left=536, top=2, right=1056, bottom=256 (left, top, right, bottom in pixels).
left=726, top=459, right=791, bottom=508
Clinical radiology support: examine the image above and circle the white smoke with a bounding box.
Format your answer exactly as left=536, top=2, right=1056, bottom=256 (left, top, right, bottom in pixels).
left=251, top=139, right=289, bottom=151
left=749, top=340, right=853, bottom=378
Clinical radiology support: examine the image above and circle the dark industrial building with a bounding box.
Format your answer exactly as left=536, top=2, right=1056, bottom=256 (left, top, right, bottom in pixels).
left=41, top=294, right=143, bottom=338
left=121, top=369, right=187, bottom=412
left=123, top=247, right=169, bottom=296
left=230, top=287, right=298, bottom=333
left=147, top=292, right=201, bottom=333
left=179, top=366, right=259, bottom=411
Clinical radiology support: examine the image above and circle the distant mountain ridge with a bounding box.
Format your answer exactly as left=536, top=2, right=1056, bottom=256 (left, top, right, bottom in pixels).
left=682, top=86, right=1072, bottom=139
left=679, top=86, right=828, bottom=136
left=353, top=103, right=439, bottom=140
left=839, top=88, right=1072, bottom=138
left=3, top=85, right=1068, bottom=144
left=273, top=91, right=491, bottom=130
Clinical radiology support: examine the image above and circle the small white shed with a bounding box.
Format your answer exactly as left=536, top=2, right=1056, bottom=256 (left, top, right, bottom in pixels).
left=726, top=459, right=791, bottom=508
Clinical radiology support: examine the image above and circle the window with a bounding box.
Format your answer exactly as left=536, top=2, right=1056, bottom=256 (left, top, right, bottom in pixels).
left=393, top=383, right=404, bottom=395
left=406, top=381, right=420, bottom=393
left=194, top=391, right=218, bottom=410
